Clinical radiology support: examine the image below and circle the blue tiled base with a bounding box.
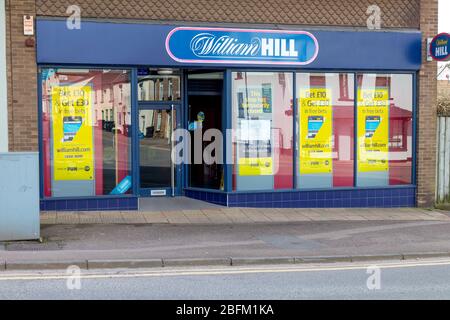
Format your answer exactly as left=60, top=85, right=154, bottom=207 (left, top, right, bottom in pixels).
left=40, top=196, right=138, bottom=211
left=186, top=187, right=416, bottom=208
left=184, top=189, right=228, bottom=206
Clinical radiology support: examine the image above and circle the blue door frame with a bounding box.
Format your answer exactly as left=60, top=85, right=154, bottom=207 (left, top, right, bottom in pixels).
left=136, top=103, right=182, bottom=197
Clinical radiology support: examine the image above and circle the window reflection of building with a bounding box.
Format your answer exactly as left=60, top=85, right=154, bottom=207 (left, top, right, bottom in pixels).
left=138, top=69, right=181, bottom=101
left=41, top=68, right=132, bottom=197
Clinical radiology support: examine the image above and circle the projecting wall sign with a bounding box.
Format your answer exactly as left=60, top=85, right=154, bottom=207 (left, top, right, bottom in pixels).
left=429, top=33, right=450, bottom=61
left=165, top=27, right=319, bottom=65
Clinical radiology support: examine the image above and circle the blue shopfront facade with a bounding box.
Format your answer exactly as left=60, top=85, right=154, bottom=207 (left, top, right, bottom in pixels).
left=37, top=18, right=421, bottom=211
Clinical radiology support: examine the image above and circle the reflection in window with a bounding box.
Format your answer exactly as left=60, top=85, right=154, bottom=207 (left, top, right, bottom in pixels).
left=41, top=68, right=132, bottom=198
left=138, top=68, right=181, bottom=101
left=356, top=74, right=413, bottom=186
left=232, top=72, right=293, bottom=191
left=296, top=73, right=355, bottom=189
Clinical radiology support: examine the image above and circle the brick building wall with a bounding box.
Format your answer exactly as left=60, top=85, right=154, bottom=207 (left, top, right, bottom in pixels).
left=4, top=0, right=438, bottom=207
left=6, top=0, right=37, bottom=151
left=35, top=0, right=420, bottom=29
left=417, top=0, right=438, bottom=207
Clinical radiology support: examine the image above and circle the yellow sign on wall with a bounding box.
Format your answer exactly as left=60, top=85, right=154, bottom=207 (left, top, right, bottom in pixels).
left=299, top=88, right=333, bottom=175
left=51, top=85, right=94, bottom=181
left=238, top=157, right=273, bottom=176
left=357, top=88, right=389, bottom=172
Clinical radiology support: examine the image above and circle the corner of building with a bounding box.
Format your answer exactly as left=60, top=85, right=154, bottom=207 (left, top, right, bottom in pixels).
left=5, top=0, right=38, bottom=152
left=417, top=0, right=439, bottom=207
left=0, top=0, right=8, bottom=152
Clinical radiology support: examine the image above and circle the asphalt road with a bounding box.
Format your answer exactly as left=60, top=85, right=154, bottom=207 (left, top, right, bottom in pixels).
left=1, top=259, right=450, bottom=299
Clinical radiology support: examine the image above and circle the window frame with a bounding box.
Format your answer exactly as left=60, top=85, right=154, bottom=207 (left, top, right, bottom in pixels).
left=38, top=65, right=417, bottom=200
left=38, top=66, right=135, bottom=199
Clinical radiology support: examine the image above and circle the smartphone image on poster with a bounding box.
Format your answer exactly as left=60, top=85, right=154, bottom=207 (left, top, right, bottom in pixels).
left=62, top=116, right=83, bottom=142
left=365, top=116, right=381, bottom=138
left=307, top=116, right=324, bottom=139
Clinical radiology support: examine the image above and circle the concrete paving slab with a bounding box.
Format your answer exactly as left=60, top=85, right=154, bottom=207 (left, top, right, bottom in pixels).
left=87, top=259, right=162, bottom=269
left=56, top=212, right=80, bottom=224
left=142, top=211, right=169, bottom=224
left=121, top=212, right=147, bottom=224
left=100, top=211, right=124, bottom=224
left=5, top=260, right=88, bottom=271
left=163, top=258, right=231, bottom=267
left=162, top=211, right=190, bottom=224
left=78, top=212, right=102, bottom=224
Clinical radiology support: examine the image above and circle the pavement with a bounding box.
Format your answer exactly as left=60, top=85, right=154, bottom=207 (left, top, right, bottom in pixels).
left=1, top=207, right=450, bottom=271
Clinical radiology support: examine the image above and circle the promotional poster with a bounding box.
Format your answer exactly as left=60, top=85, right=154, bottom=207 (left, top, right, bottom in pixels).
left=298, top=88, right=333, bottom=175
left=51, top=85, right=94, bottom=181
left=357, top=88, right=389, bottom=173
left=237, top=85, right=273, bottom=176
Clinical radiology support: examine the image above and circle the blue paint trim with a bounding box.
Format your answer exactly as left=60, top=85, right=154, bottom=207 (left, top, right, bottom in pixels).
left=412, top=72, right=418, bottom=189
left=136, top=103, right=182, bottom=197
left=353, top=72, right=358, bottom=187
left=36, top=19, right=422, bottom=71
left=131, top=68, right=139, bottom=196
left=292, top=72, right=297, bottom=189
left=224, top=70, right=232, bottom=193
left=183, top=71, right=189, bottom=192
left=37, top=67, right=44, bottom=199
left=138, top=101, right=182, bottom=108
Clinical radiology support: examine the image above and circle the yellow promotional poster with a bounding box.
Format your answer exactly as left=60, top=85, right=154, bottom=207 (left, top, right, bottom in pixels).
left=357, top=88, right=389, bottom=172
left=237, top=85, right=272, bottom=114
left=51, top=85, right=94, bottom=181
left=238, top=157, right=273, bottom=176
left=299, top=88, right=333, bottom=175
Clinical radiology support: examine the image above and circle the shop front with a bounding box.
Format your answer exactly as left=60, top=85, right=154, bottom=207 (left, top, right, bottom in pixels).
left=37, top=19, right=421, bottom=211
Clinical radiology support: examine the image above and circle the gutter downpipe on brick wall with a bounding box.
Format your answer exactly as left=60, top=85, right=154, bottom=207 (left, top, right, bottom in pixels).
left=0, top=0, right=8, bottom=152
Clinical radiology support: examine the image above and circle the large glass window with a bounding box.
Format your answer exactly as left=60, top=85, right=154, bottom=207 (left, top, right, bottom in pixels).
left=296, top=73, right=355, bottom=189
left=138, top=68, right=181, bottom=101
left=41, top=68, right=132, bottom=198
left=356, top=74, right=413, bottom=186
left=232, top=72, right=293, bottom=191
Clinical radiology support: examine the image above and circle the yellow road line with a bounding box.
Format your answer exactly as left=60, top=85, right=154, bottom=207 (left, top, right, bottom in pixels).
left=1, top=259, right=450, bottom=281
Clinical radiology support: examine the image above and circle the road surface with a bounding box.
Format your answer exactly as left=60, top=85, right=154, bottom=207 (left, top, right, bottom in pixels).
left=1, top=259, right=450, bottom=299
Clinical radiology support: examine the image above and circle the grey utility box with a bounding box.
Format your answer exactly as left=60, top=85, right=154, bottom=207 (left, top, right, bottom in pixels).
left=0, top=152, right=40, bottom=241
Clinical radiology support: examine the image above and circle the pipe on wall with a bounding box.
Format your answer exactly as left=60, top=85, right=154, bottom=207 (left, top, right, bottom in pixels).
left=0, top=0, right=8, bottom=152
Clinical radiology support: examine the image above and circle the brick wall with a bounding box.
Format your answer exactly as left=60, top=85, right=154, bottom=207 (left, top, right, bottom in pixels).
left=417, top=0, right=439, bottom=207
left=36, top=0, right=420, bottom=29
left=6, top=0, right=37, bottom=151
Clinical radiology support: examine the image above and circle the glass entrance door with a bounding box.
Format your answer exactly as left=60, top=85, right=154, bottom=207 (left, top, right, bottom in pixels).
left=138, top=106, right=181, bottom=196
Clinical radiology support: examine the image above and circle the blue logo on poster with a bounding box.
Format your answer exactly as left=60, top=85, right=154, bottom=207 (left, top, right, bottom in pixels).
left=430, top=33, right=450, bottom=61
left=166, top=27, right=319, bottom=65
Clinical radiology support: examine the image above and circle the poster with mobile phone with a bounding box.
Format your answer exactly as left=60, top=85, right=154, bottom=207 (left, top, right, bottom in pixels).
left=51, top=85, right=94, bottom=181
left=357, top=88, right=389, bottom=172
left=299, top=88, right=333, bottom=175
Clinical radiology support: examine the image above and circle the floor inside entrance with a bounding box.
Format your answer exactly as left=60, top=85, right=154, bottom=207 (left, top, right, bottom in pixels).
left=139, top=196, right=223, bottom=212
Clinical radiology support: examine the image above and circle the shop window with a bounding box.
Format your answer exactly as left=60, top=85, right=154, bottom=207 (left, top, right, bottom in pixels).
left=296, top=73, right=355, bottom=189
left=138, top=68, right=181, bottom=101
left=356, top=74, right=413, bottom=186
left=232, top=72, right=294, bottom=191
left=41, top=68, right=133, bottom=198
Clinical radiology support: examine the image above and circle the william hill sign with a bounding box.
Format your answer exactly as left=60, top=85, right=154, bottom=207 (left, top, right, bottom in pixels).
left=166, top=27, right=319, bottom=66
left=430, top=33, right=450, bottom=61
